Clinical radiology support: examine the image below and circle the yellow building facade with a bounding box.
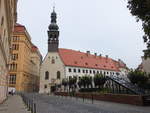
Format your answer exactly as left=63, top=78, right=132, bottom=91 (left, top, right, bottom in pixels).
left=8, top=24, right=42, bottom=92
left=0, top=0, right=18, bottom=103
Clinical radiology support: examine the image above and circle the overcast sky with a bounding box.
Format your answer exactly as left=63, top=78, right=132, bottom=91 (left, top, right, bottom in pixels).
left=17, top=0, right=146, bottom=68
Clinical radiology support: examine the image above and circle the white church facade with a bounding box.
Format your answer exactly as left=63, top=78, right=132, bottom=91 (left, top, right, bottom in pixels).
left=39, top=9, right=128, bottom=94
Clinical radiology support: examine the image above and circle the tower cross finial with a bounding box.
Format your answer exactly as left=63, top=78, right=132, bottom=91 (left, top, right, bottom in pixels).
left=53, top=6, right=55, bottom=12
left=53, top=1, right=55, bottom=12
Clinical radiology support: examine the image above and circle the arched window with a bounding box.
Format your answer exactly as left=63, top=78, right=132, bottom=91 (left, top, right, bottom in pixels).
left=45, top=71, right=49, bottom=80
left=51, top=59, right=55, bottom=64
left=57, top=71, right=61, bottom=79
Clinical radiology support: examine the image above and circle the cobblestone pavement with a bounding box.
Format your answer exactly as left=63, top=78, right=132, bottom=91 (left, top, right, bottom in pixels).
left=25, top=93, right=150, bottom=113
left=0, top=95, right=30, bottom=113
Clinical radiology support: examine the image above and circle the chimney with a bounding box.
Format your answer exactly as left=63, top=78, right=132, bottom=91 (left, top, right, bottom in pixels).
left=86, top=51, right=90, bottom=56
left=99, top=54, right=102, bottom=58
left=94, top=53, right=97, bottom=57
left=106, top=55, right=108, bottom=58
left=87, top=51, right=90, bottom=54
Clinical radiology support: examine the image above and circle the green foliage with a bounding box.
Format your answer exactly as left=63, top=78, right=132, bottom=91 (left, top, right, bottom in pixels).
left=128, top=70, right=149, bottom=89
left=62, top=78, right=68, bottom=87
left=69, top=76, right=77, bottom=87
left=94, top=74, right=106, bottom=88
left=127, top=0, right=150, bottom=58
left=78, top=75, right=92, bottom=88
left=68, top=76, right=77, bottom=92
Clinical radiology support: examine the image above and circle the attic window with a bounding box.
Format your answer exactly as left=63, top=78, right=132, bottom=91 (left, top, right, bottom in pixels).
left=74, top=61, right=78, bottom=64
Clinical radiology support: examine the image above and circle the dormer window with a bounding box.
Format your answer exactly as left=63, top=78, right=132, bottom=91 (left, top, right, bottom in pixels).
left=74, top=61, right=77, bottom=64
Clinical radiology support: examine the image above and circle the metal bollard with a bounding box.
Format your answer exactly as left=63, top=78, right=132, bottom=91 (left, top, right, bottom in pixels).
left=28, top=99, right=31, bottom=111
left=91, top=94, right=93, bottom=104
left=31, top=100, right=33, bottom=113
left=83, top=94, right=84, bottom=102
left=33, top=103, right=36, bottom=113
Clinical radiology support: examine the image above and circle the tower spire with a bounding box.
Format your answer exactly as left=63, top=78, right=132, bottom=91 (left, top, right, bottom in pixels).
left=53, top=6, right=55, bottom=12
left=47, top=7, right=59, bottom=52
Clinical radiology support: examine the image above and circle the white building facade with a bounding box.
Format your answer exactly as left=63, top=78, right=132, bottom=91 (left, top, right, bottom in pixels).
left=39, top=9, right=128, bottom=94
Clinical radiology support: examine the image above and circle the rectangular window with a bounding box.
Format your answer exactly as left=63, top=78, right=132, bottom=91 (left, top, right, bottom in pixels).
left=83, top=70, right=85, bottom=73
left=93, top=70, right=95, bottom=74
left=11, top=54, right=18, bottom=60
left=12, top=44, right=19, bottom=50
left=13, top=36, right=20, bottom=42
left=9, top=63, right=17, bottom=71
left=9, top=74, right=16, bottom=84
left=74, top=69, right=76, bottom=73
left=86, top=70, right=88, bottom=73
left=90, top=70, right=92, bottom=74
left=78, top=69, right=80, bottom=73
left=68, top=68, right=72, bottom=72
left=44, top=85, right=47, bottom=89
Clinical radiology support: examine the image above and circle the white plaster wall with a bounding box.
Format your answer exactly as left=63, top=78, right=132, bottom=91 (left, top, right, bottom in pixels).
left=39, top=52, right=65, bottom=94
left=65, top=66, right=120, bottom=78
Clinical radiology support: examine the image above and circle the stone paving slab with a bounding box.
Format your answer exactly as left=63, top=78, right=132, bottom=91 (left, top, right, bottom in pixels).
left=0, top=95, right=30, bottom=113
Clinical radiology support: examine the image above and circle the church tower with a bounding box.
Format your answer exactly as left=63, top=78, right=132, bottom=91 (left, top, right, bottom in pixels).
left=48, top=7, right=59, bottom=52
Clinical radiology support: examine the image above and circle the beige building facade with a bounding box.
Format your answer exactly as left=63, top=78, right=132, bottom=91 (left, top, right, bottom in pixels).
left=8, top=24, right=42, bottom=92
left=0, top=0, right=17, bottom=103
left=39, top=52, right=65, bottom=93
left=142, top=57, right=150, bottom=74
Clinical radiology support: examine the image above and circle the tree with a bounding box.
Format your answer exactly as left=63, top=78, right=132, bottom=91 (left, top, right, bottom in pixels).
left=62, top=78, right=68, bottom=92
left=68, top=76, right=77, bottom=92
left=78, top=75, right=92, bottom=88
left=128, top=70, right=149, bottom=89
left=127, top=0, right=150, bottom=58
left=94, top=74, right=106, bottom=89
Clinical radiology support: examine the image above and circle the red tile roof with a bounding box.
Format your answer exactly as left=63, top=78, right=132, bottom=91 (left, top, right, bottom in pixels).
left=59, top=48, right=120, bottom=71
left=32, top=45, right=38, bottom=52
left=13, top=23, right=25, bottom=33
